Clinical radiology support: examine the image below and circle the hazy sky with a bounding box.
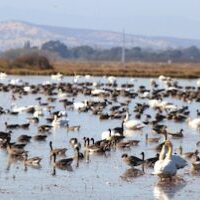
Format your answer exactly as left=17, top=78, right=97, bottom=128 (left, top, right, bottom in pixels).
left=0, top=0, right=200, bottom=39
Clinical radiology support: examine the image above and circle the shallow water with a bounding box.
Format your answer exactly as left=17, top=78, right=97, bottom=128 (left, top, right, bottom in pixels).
left=0, top=75, right=200, bottom=200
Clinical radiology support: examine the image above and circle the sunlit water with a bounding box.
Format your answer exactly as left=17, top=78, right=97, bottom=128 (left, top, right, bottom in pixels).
left=0, top=75, right=199, bottom=200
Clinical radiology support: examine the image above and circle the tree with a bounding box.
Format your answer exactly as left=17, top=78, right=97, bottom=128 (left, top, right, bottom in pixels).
left=41, top=40, right=69, bottom=58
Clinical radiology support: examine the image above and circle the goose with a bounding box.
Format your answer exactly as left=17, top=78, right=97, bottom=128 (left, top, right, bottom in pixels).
left=145, top=134, right=160, bottom=144
left=167, top=129, right=184, bottom=138
left=121, top=168, right=144, bottom=180
left=121, top=152, right=145, bottom=167
left=7, top=143, right=27, bottom=156
left=24, top=153, right=42, bottom=166
left=144, top=153, right=159, bottom=167
left=153, top=140, right=177, bottom=179
left=52, top=153, right=73, bottom=169
left=66, top=122, right=80, bottom=132
left=27, top=117, right=39, bottom=123
left=5, top=122, right=19, bottom=129
left=112, top=121, right=124, bottom=135
left=85, top=138, right=110, bottom=153
left=33, top=134, right=47, bottom=141
left=17, top=135, right=32, bottom=143
left=19, top=123, right=30, bottom=129
left=6, top=137, right=27, bottom=149
left=38, top=125, right=52, bottom=132
left=114, top=141, right=131, bottom=149
left=123, top=112, right=145, bottom=130
left=88, top=137, right=109, bottom=148
left=74, top=146, right=84, bottom=160
left=191, top=155, right=200, bottom=170
left=0, top=131, right=12, bottom=143
left=49, top=141, right=67, bottom=157
left=179, top=146, right=199, bottom=159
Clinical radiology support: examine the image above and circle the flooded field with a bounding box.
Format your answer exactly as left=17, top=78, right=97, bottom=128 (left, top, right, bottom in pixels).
left=0, top=75, right=200, bottom=200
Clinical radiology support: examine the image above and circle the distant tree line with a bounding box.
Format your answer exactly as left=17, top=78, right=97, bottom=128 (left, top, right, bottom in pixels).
left=1, top=40, right=200, bottom=63
left=40, top=40, right=200, bottom=62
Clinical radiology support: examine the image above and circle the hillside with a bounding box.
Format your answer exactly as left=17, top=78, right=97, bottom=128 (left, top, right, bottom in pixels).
left=0, top=20, right=200, bottom=51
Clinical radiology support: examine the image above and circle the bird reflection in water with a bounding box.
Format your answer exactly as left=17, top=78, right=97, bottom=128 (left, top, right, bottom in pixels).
left=52, top=165, right=73, bottom=176
left=121, top=164, right=145, bottom=181
left=154, top=177, right=186, bottom=200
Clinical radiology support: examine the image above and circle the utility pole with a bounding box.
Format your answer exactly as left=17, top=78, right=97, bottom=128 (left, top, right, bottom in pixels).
left=121, top=29, right=125, bottom=66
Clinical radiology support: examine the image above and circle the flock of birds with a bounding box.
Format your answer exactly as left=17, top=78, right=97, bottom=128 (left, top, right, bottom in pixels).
left=0, top=72, right=200, bottom=183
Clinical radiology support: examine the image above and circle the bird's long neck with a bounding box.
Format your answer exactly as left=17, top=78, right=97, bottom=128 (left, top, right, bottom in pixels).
left=124, top=112, right=129, bottom=122
left=142, top=152, right=145, bottom=161
left=91, top=138, right=94, bottom=145
left=164, top=131, right=168, bottom=141
left=159, top=144, right=166, bottom=160
left=87, top=138, right=90, bottom=147
left=121, top=121, right=124, bottom=133
left=49, top=142, right=53, bottom=151
left=145, top=134, right=148, bottom=143
left=53, top=154, right=56, bottom=163
left=166, top=143, right=173, bottom=159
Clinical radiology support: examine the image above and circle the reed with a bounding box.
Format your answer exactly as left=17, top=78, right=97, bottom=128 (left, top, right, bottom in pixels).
left=1, top=59, right=200, bottom=78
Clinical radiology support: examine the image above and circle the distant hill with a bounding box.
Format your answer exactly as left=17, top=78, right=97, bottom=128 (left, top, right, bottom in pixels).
left=0, top=20, right=200, bottom=51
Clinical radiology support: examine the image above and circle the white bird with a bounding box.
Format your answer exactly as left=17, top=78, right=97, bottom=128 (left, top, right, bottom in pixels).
left=0, top=72, right=7, bottom=79
left=101, top=129, right=120, bottom=140
left=73, top=100, right=88, bottom=110
left=85, top=75, right=91, bottom=79
left=91, top=89, right=107, bottom=95
left=51, top=73, right=63, bottom=81
left=11, top=105, right=35, bottom=113
left=10, top=79, right=23, bottom=85
left=124, top=112, right=145, bottom=130
left=107, top=76, right=117, bottom=85
left=187, top=117, right=200, bottom=130
left=171, top=154, right=187, bottom=169
left=197, top=79, right=200, bottom=86
left=153, top=140, right=177, bottom=179
left=52, top=115, right=68, bottom=127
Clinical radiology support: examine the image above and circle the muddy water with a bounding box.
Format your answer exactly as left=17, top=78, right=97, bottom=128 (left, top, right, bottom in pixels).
left=0, top=75, right=199, bottom=200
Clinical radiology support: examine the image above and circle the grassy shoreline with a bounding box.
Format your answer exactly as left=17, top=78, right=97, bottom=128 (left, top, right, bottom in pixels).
left=0, top=61, right=200, bottom=78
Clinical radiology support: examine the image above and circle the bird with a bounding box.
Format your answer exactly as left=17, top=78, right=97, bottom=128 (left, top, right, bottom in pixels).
left=145, top=134, right=160, bottom=144
left=144, top=153, right=159, bottom=167
left=49, top=141, right=67, bottom=157
left=17, top=135, right=32, bottom=143
left=52, top=153, right=73, bottom=169
left=153, top=140, right=177, bottom=180
left=66, top=122, right=80, bottom=132
left=24, top=153, right=42, bottom=166
left=191, top=155, right=200, bottom=171
left=52, top=115, right=68, bottom=127
left=124, top=112, right=145, bottom=130
left=85, top=137, right=110, bottom=153
left=121, top=152, right=144, bottom=167
left=167, top=129, right=184, bottom=138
